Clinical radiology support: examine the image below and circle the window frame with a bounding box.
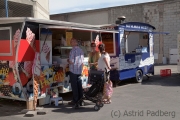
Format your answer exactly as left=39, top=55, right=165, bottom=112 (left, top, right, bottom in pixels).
left=0, top=27, right=12, bottom=56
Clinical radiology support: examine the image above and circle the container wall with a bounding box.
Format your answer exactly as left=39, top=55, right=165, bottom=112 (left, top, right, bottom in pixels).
left=17, top=22, right=40, bottom=100
left=0, top=22, right=26, bottom=100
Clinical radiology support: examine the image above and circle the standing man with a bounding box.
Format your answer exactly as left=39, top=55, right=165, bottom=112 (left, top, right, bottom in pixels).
left=68, top=38, right=84, bottom=108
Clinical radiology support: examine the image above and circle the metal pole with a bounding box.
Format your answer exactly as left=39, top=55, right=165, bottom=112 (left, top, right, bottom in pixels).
left=5, top=0, right=8, bottom=17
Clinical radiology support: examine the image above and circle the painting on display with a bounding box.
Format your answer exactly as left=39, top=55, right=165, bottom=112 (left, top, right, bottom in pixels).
left=0, top=28, right=26, bottom=99
left=66, top=32, right=73, bottom=46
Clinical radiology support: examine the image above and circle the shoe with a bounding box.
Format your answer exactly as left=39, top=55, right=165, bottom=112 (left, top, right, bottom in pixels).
left=103, top=100, right=111, bottom=104
left=68, top=101, right=75, bottom=105
left=74, top=103, right=80, bottom=109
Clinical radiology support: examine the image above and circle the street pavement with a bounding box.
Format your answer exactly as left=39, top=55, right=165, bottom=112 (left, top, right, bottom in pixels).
left=0, top=65, right=180, bottom=120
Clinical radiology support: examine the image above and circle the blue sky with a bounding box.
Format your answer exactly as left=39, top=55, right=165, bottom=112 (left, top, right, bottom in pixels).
left=49, top=0, right=162, bottom=15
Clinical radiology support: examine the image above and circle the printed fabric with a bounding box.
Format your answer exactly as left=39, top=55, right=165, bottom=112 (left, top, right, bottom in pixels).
left=69, top=46, right=84, bottom=74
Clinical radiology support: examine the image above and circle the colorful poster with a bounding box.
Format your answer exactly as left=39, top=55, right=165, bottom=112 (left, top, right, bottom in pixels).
left=0, top=28, right=26, bottom=100
left=39, top=65, right=65, bottom=93
left=40, top=41, right=52, bottom=64
left=14, top=24, right=41, bottom=100
left=66, top=32, right=73, bottom=46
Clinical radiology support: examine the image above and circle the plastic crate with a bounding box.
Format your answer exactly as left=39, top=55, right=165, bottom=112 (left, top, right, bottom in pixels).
left=166, top=69, right=171, bottom=76
left=160, top=69, right=171, bottom=77
left=160, top=69, right=167, bottom=77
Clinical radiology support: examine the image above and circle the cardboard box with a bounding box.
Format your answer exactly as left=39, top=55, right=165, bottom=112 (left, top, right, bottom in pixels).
left=39, top=95, right=50, bottom=106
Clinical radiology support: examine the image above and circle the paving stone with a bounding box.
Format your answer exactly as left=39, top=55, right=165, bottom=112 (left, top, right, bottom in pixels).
left=37, top=110, right=47, bottom=115
left=24, top=111, right=37, bottom=117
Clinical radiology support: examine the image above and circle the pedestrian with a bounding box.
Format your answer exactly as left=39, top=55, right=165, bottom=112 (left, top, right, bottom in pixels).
left=88, top=42, right=101, bottom=84
left=97, top=43, right=111, bottom=72
left=88, top=42, right=101, bottom=70
left=97, top=43, right=113, bottom=104
left=67, top=38, right=84, bottom=108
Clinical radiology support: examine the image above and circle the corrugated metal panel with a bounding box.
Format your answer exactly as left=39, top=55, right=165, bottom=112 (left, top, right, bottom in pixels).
left=0, top=0, right=33, bottom=17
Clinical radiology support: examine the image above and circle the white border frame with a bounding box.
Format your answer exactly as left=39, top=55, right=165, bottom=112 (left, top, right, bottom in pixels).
left=0, top=27, right=12, bottom=56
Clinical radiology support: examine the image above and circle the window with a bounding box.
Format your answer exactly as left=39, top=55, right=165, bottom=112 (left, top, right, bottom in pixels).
left=124, top=31, right=149, bottom=53
left=0, top=27, right=12, bottom=56
left=101, top=32, right=116, bottom=55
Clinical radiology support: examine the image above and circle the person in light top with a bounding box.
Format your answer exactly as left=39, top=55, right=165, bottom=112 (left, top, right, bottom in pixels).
left=67, top=38, right=84, bottom=108
left=97, top=43, right=113, bottom=104
left=97, top=43, right=111, bottom=72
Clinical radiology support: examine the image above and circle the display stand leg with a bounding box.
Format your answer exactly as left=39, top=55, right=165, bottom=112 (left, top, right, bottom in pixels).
left=26, top=100, right=34, bottom=110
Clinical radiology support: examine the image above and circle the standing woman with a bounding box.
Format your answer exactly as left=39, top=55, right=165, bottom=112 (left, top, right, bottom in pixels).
left=88, top=42, right=101, bottom=70
left=97, top=43, right=111, bottom=72
left=88, top=42, right=101, bottom=84
left=97, top=43, right=113, bottom=104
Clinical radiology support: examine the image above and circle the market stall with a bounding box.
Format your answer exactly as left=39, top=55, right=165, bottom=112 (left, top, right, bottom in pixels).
left=0, top=17, right=118, bottom=110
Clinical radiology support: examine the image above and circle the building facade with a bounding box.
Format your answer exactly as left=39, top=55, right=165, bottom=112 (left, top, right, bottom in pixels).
left=0, top=0, right=49, bottom=19
left=50, top=0, right=180, bottom=64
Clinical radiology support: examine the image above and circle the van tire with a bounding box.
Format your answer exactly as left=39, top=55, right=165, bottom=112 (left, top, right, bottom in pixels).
left=135, top=70, right=143, bottom=83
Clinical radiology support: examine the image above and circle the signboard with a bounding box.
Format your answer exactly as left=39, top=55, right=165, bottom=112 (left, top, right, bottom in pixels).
left=66, top=32, right=73, bottom=46
left=119, top=23, right=154, bottom=32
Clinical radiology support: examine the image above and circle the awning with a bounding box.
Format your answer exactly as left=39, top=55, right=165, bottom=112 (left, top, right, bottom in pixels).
left=149, top=32, right=170, bottom=35
left=123, top=29, right=170, bottom=35
left=39, top=25, right=119, bottom=33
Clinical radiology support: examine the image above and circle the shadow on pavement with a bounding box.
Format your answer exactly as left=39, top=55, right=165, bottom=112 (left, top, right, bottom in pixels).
left=112, top=73, right=180, bottom=88
left=44, top=102, right=98, bottom=113
left=0, top=99, right=26, bottom=117
left=141, top=73, right=180, bottom=87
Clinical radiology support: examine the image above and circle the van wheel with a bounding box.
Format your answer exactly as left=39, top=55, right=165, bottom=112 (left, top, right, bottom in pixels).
left=135, top=70, right=143, bottom=83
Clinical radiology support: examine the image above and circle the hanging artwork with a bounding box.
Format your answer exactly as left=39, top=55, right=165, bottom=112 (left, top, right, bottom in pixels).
left=66, top=32, right=73, bottom=46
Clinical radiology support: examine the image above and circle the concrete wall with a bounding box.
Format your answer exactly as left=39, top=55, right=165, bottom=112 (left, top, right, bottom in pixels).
left=8, top=0, right=33, bottom=5
left=32, top=0, right=50, bottom=19
left=143, top=0, right=180, bottom=63
left=50, top=0, right=180, bottom=64
left=51, top=9, right=109, bottom=25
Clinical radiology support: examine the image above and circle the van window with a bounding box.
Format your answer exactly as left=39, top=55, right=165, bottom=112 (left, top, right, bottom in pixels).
left=0, top=27, right=12, bottom=56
